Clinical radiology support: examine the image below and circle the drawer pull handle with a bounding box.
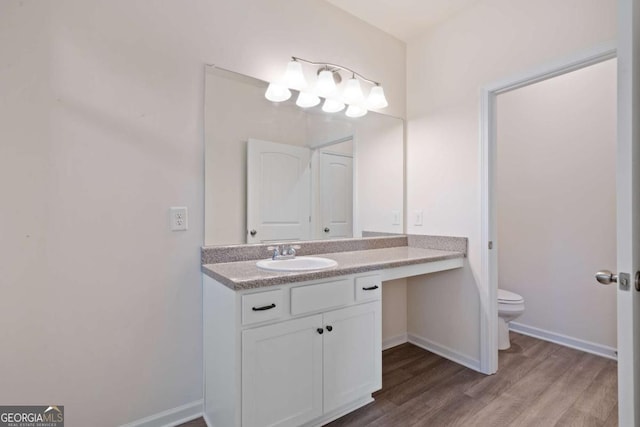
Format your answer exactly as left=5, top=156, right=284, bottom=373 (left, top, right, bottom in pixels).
left=326, top=325, right=333, bottom=332
left=252, top=303, right=276, bottom=311
left=317, top=328, right=324, bottom=334
left=362, top=285, right=379, bottom=291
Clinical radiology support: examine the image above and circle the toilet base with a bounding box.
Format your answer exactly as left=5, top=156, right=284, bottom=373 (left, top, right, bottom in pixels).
left=498, top=317, right=511, bottom=350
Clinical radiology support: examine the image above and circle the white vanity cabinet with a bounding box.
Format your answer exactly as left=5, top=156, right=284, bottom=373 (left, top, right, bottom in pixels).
left=242, top=314, right=323, bottom=427
left=203, top=273, right=382, bottom=427
left=322, top=301, right=381, bottom=414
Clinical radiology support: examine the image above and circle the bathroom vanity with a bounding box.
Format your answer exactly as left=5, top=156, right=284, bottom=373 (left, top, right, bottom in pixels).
left=202, top=235, right=467, bottom=427
left=202, top=63, right=469, bottom=427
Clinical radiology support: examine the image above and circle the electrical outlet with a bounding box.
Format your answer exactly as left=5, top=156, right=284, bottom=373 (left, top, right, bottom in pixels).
left=170, top=207, right=188, bottom=231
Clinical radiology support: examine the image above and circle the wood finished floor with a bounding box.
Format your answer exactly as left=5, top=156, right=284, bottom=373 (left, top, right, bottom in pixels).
left=181, top=332, right=618, bottom=427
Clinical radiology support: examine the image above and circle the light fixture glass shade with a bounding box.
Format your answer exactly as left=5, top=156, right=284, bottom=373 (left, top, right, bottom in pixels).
left=322, top=98, right=345, bottom=113
left=367, top=85, right=389, bottom=109
left=265, top=83, right=292, bottom=102
left=283, top=60, right=307, bottom=90
left=296, top=92, right=320, bottom=108
left=316, top=70, right=337, bottom=97
left=343, top=77, right=364, bottom=105
left=345, top=104, right=368, bottom=118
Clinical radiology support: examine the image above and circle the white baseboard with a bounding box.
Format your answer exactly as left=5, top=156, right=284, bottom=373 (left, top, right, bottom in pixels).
left=119, top=400, right=203, bottom=427
left=203, top=413, right=213, bottom=427
left=382, top=333, right=408, bottom=350
left=509, top=322, right=618, bottom=360
left=407, top=333, right=481, bottom=372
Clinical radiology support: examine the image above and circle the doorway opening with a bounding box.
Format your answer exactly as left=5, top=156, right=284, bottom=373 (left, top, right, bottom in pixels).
left=496, top=58, right=617, bottom=362
left=480, top=44, right=617, bottom=374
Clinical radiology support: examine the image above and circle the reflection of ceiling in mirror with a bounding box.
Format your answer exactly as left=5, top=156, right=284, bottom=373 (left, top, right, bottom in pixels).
left=204, top=66, right=404, bottom=246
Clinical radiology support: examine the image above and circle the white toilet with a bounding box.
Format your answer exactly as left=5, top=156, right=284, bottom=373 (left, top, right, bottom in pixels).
left=497, top=288, right=525, bottom=350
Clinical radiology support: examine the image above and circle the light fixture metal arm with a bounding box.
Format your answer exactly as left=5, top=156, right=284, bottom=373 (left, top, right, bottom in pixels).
left=291, top=56, right=381, bottom=86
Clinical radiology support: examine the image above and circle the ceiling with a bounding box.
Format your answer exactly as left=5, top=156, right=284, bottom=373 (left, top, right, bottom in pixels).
left=325, top=0, right=480, bottom=42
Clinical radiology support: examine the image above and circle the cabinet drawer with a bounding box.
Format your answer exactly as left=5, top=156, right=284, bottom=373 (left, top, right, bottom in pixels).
left=291, top=279, right=353, bottom=315
left=355, top=275, right=382, bottom=301
left=242, top=289, right=283, bottom=325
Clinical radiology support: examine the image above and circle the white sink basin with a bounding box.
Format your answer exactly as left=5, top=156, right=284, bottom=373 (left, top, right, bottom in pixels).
left=256, top=256, right=338, bottom=272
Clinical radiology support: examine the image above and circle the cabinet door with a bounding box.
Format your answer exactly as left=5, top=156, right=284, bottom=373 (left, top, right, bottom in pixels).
left=242, top=314, right=323, bottom=427
left=323, top=301, right=382, bottom=413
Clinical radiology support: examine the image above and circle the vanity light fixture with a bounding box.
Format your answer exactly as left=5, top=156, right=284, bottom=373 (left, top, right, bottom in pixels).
left=265, top=56, right=389, bottom=118
left=322, top=98, right=346, bottom=113
left=345, top=104, right=367, bottom=118
left=316, top=68, right=338, bottom=97
left=343, top=76, right=364, bottom=105
left=264, top=82, right=292, bottom=102
left=283, top=60, right=307, bottom=90
left=296, top=91, right=321, bottom=108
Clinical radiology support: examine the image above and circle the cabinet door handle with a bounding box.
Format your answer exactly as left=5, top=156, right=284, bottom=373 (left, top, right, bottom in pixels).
left=252, top=303, right=276, bottom=311
left=317, top=328, right=324, bottom=334
left=326, top=325, right=333, bottom=332
left=362, top=285, right=379, bottom=291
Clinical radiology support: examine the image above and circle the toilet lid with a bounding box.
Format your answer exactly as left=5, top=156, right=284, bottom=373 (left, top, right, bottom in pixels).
left=498, top=289, right=524, bottom=304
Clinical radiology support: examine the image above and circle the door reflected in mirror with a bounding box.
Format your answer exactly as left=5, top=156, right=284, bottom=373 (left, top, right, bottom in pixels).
left=204, top=66, right=404, bottom=245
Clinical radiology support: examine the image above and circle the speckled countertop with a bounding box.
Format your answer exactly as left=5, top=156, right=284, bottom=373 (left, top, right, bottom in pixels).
left=202, top=245, right=464, bottom=290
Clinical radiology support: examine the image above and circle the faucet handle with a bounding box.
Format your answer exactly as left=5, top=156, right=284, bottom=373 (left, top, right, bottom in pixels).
left=277, top=244, right=299, bottom=256
left=267, top=246, right=281, bottom=257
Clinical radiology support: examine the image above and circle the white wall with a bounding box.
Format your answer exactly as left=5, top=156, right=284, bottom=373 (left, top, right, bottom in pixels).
left=382, top=279, right=408, bottom=345
left=355, top=116, right=405, bottom=236
left=405, top=0, right=616, bottom=365
left=497, top=59, right=617, bottom=349
left=0, top=1, right=405, bottom=426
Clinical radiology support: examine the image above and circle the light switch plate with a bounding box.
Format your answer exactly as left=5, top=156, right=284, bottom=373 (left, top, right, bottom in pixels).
left=392, top=210, right=401, bottom=225
left=413, top=210, right=423, bottom=226
left=170, top=207, right=188, bottom=231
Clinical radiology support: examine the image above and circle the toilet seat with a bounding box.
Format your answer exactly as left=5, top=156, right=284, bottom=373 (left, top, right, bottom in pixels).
left=498, top=289, right=524, bottom=305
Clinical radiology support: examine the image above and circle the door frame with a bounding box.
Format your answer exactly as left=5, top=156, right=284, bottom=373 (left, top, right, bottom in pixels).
left=479, top=42, right=617, bottom=374
left=616, top=0, right=640, bottom=423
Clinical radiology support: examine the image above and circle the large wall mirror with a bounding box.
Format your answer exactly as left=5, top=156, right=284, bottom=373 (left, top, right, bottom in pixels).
left=204, top=66, right=404, bottom=246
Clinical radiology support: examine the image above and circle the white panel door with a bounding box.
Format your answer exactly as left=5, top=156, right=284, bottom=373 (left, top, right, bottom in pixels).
left=242, top=315, right=323, bottom=427
left=247, top=139, right=311, bottom=243
left=322, top=301, right=381, bottom=413
left=616, top=0, right=640, bottom=424
left=319, top=152, right=353, bottom=239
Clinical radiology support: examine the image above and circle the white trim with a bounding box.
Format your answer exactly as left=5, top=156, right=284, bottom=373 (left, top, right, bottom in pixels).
left=380, top=257, right=464, bottom=281
left=382, top=333, right=408, bottom=350
left=484, top=42, right=617, bottom=95
left=479, top=41, right=617, bottom=375
left=352, top=132, right=360, bottom=238
left=119, top=400, right=203, bottom=427
left=479, top=83, right=497, bottom=375
left=616, top=0, right=640, bottom=424
left=407, top=333, right=481, bottom=372
left=510, top=322, right=618, bottom=361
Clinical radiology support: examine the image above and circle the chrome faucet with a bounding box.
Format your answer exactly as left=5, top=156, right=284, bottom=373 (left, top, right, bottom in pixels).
left=267, top=244, right=301, bottom=260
